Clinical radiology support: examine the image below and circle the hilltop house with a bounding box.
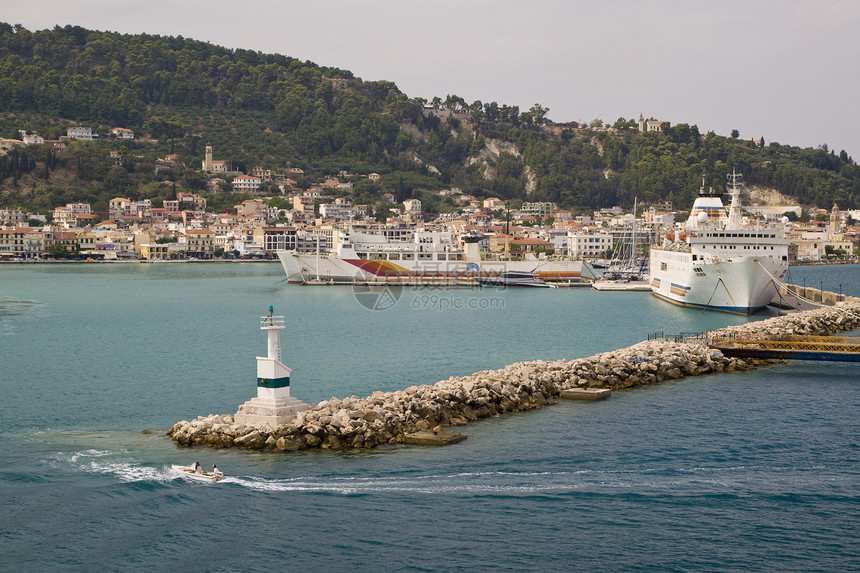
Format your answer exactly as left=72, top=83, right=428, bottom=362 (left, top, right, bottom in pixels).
left=110, top=127, right=135, bottom=139
left=67, top=126, right=95, bottom=140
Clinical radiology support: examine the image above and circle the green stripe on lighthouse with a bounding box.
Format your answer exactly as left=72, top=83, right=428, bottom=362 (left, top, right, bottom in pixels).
left=257, top=376, right=290, bottom=388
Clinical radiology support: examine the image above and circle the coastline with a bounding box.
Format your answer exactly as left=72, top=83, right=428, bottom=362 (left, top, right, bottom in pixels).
left=3, top=258, right=855, bottom=266
left=168, top=299, right=860, bottom=452
left=0, top=258, right=276, bottom=264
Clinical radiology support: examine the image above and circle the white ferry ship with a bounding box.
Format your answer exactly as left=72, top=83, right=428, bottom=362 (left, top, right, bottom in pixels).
left=277, top=230, right=593, bottom=284
left=649, top=171, right=790, bottom=314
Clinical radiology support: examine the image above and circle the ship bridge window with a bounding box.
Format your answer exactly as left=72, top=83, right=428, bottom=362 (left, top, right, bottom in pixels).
left=388, top=253, right=401, bottom=260
left=418, top=253, right=433, bottom=260
left=370, top=253, right=386, bottom=260
left=452, top=253, right=463, bottom=261
left=437, top=253, right=447, bottom=261
left=402, top=253, right=414, bottom=260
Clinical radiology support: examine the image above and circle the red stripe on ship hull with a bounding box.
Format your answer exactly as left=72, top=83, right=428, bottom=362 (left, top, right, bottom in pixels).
left=343, top=260, right=581, bottom=280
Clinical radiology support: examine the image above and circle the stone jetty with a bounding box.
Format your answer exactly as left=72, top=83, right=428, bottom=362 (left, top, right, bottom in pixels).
left=168, top=301, right=860, bottom=452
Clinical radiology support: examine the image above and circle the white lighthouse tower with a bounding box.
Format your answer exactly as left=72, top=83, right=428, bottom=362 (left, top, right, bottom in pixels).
left=234, top=306, right=309, bottom=426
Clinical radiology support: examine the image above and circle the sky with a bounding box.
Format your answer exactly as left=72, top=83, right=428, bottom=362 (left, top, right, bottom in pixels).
left=5, top=0, right=860, bottom=158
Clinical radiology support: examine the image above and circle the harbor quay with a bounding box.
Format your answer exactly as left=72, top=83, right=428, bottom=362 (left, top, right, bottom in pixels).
left=167, top=299, right=860, bottom=452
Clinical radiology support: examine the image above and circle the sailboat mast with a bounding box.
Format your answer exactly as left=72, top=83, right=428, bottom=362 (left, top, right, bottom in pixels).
left=315, top=233, right=320, bottom=281
left=630, top=198, right=637, bottom=270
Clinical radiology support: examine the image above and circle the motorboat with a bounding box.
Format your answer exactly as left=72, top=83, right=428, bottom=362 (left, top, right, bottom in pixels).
left=171, top=464, right=224, bottom=483
left=476, top=271, right=555, bottom=288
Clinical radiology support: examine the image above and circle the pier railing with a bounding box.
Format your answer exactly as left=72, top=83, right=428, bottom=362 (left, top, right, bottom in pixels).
left=710, top=334, right=860, bottom=352
left=647, top=331, right=710, bottom=343
left=709, top=334, right=860, bottom=361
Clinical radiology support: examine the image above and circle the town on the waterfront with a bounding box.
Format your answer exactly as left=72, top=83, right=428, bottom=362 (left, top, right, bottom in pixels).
left=1, top=136, right=857, bottom=268
left=3, top=14, right=860, bottom=573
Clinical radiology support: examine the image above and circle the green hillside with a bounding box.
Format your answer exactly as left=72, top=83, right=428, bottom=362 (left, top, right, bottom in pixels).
left=1, top=22, right=858, bottom=217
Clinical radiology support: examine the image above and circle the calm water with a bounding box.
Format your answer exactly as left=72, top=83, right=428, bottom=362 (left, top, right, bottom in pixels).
left=1, top=262, right=858, bottom=572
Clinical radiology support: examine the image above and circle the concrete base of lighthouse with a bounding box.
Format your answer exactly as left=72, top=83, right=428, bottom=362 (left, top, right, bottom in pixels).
left=234, top=396, right=310, bottom=427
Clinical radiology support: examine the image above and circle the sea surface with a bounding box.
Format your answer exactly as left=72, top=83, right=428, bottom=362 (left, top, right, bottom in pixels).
left=1, top=262, right=858, bottom=572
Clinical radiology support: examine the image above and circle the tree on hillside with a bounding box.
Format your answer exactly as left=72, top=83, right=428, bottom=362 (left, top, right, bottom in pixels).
left=529, top=104, right=549, bottom=124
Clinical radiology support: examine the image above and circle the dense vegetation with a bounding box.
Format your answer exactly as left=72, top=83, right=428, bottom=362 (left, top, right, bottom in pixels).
left=1, top=22, right=858, bottom=217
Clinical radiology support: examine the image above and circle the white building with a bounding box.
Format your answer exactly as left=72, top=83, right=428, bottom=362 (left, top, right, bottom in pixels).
left=67, top=127, right=95, bottom=140
left=544, top=228, right=569, bottom=253
left=0, top=208, right=27, bottom=226
left=521, top=202, right=554, bottom=218
left=567, top=231, right=613, bottom=258
left=320, top=200, right=355, bottom=221
left=232, top=175, right=262, bottom=193
left=67, top=203, right=92, bottom=216
left=110, top=127, right=135, bottom=139
left=19, top=131, right=45, bottom=145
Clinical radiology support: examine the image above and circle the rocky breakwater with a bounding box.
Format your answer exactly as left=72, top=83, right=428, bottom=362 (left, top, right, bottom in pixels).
left=709, top=300, right=860, bottom=339
left=167, top=301, right=860, bottom=452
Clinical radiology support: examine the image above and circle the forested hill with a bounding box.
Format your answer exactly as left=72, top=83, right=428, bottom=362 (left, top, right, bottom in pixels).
left=1, top=22, right=858, bottom=216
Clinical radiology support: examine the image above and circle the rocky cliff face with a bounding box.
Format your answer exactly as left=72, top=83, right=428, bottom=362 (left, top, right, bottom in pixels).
left=746, top=185, right=797, bottom=206
left=466, top=138, right=538, bottom=195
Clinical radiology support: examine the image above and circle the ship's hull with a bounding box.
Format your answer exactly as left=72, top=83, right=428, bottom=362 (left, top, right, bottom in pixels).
left=649, top=251, right=787, bottom=314
left=277, top=251, right=587, bottom=284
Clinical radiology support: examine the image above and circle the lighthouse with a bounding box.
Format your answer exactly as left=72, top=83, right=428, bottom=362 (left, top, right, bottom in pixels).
left=234, top=307, right=309, bottom=426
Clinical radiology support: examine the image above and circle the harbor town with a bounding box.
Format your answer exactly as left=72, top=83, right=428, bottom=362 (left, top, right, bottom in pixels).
left=1, top=141, right=858, bottom=266
left=3, top=16, right=860, bottom=572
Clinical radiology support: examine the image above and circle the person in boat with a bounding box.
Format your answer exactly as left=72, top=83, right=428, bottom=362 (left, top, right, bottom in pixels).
left=212, top=465, right=222, bottom=477
left=193, top=461, right=202, bottom=473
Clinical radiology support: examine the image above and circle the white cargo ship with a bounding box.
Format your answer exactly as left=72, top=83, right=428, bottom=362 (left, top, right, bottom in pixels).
left=648, top=171, right=790, bottom=314
left=277, top=230, right=593, bottom=284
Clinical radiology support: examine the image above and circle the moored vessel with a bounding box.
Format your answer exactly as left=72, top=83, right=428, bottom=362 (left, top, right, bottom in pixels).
left=592, top=272, right=651, bottom=291
left=648, top=171, right=790, bottom=314
left=277, top=230, right=593, bottom=285
left=592, top=198, right=650, bottom=291
left=476, top=271, right=555, bottom=288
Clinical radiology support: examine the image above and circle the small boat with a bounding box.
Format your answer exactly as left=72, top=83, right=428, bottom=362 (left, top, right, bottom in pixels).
left=592, top=198, right=650, bottom=292
left=171, top=464, right=224, bottom=483
left=476, top=271, right=555, bottom=288
left=592, top=271, right=652, bottom=291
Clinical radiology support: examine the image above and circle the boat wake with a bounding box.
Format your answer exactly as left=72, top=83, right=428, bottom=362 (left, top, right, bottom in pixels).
left=49, top=449, right=190, bottom=483
left=0, top=298, right=44, bottom=336
left=211, top=465, right=841, bottom=496
left=47, top=450, right=845, bottom=495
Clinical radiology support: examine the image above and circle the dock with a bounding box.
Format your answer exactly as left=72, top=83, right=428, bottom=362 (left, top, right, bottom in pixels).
left=710, top=334, right=860, bottom=362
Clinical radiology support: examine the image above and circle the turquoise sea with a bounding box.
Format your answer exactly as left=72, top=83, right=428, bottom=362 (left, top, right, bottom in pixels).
left=1, top=262, right=858, bottom=572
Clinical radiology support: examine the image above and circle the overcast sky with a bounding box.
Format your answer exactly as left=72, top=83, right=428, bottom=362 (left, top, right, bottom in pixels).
left=7, top=1, right=860, bottom=158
